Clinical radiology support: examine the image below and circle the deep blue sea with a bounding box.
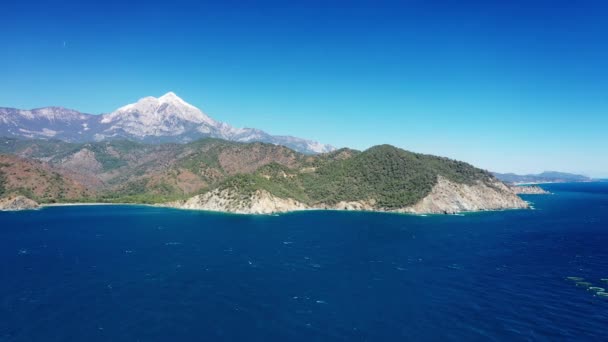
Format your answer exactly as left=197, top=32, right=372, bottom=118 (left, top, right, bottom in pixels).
left=1, top=183, right=607, bottom=341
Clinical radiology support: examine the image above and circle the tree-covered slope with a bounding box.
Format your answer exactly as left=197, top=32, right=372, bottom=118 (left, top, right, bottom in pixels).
left=211, top=144, right=496, bottom=209
left=0, top=137, right=314, bottom=203
left=0, top=137, right=510, bottom=211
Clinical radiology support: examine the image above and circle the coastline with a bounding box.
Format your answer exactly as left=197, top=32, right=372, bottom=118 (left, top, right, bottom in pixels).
left=40, top=202, right=145, bottom=207
left=22, top=201, right=535, bottom=217
left=158, top=202, right=535, bottom=217
left=0, top=200, right=534, bottom=217
left=3, top=177, right=540, bottom=215
left=0, top=201, right=155, bottom=212
left=2, top=180, right=560, bottom=215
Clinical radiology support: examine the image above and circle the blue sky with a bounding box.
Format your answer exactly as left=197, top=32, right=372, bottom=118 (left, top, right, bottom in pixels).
left=1, top=0, right=607, bottom=177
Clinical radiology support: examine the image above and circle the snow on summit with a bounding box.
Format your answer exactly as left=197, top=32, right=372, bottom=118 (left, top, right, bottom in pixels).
left=102, top=92, right=217, bottom=127
left=0, top=92, right=336, bottom=154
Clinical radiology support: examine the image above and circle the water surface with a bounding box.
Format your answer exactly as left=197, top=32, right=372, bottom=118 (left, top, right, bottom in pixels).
left=1, top=183, right=607, bottom=341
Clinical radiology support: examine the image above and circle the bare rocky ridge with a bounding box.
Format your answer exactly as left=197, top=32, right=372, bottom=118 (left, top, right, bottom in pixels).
left=60, top=148, right=103, bottom=175
left=0, top=195, right=39, bottom=211
left=169, top=189, right=308, bottom=214
left=399, top=176, right=529, bottom=214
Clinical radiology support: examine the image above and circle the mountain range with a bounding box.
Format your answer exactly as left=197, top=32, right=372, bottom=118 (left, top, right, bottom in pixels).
left=0, top=137, right=531, bottom=214
left=0, top=92, right=334, bottom=154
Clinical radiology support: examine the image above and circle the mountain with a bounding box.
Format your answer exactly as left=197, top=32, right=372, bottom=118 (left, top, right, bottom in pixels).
left=172, top=144, right=528, bottom=214
left=0, top=92, right=334, bottom=154
left=0, top=106, right=101, bottom=141
left=0, top=137, right=528, bottom=214
left=0, top=154, right=90, bottom=205
left=0, top=137, right=328, bottom=203
left=493, top=171, right=593, bottom=184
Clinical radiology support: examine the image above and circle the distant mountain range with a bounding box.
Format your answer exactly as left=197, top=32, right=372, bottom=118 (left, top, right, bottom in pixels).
left=493, top=171, right=593, bottom=184
left=0, top=92, right=334, bottom=154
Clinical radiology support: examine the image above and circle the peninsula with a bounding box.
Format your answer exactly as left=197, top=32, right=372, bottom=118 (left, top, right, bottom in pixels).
left=0, top=139, right=541, bottom=214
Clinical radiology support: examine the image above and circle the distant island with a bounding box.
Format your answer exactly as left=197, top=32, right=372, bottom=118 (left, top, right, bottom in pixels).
left=493, top=171, right=593, bottom=185
left=0, top=93, right=549, bottom=214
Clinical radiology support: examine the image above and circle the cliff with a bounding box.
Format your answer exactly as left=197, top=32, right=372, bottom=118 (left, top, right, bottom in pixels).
left=167, top=176, right=529, bottom=215
left=169, top=188, right=308, bottom=214
left=399, top=177, right=529, bottom=214
left=0, top=195, right=39, bottom=211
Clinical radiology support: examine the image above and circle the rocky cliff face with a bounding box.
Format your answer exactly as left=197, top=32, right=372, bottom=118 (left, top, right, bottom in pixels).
left=0, top=195, right=39, bottom=211
left=168, top=188, right=308, bottom=214
left=399, top=176, right=529, bottom=214
left=167, top=176, right=529, bottom=215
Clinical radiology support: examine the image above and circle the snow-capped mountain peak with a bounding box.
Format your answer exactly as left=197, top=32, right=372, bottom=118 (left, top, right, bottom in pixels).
left=102, top=92, right=216, bottom=127
left=0, top=93, right=336, bottom=154
left=158, top=91, right=187, bottom=104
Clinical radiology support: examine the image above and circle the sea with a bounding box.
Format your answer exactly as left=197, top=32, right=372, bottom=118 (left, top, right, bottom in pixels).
left=1, top=182, right=607, bottom=341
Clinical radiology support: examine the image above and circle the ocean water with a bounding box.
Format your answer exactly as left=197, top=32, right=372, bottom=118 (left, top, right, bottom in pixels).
left=1, top=183, right=607, bottom=341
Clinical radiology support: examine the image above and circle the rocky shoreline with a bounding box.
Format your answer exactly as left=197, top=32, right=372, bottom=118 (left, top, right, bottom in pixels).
left=1, top=182, right=551, bottom=215
left=0, top=196, right=40, bottom=211
left=164, top=176, right=533, bottom=215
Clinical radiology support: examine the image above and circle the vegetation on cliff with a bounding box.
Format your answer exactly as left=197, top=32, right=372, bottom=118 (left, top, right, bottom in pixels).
left=211, top=145, right=495, bottom=209
left=0, top=138, right=500, bottom=208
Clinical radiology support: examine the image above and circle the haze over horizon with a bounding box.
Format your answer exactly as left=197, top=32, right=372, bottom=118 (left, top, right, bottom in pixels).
left=1, top=0, right=607, bottom=177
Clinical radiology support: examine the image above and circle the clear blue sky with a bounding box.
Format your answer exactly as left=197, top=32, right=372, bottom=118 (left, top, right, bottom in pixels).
left=1, top=0, right=607, bottom=177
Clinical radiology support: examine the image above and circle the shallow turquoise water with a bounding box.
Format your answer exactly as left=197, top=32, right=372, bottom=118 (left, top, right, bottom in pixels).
left=1, top=183, right=607, bottom=341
